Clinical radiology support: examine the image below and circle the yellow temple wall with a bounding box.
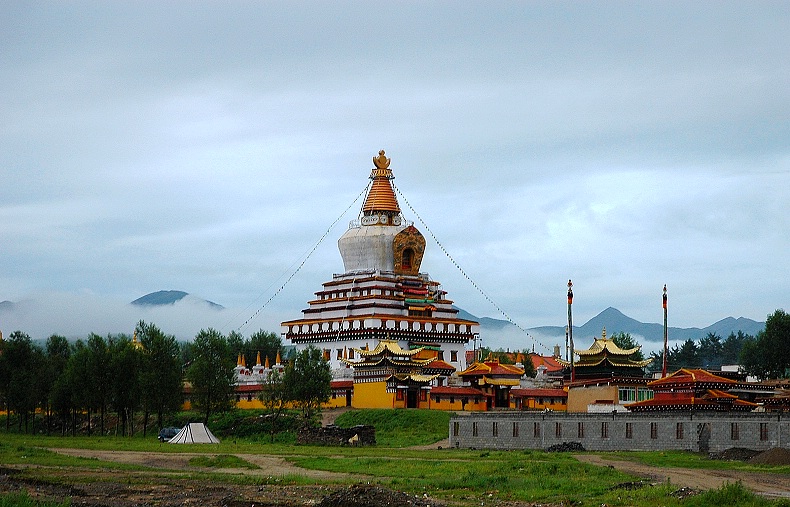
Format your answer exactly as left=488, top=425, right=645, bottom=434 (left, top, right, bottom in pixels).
left=430, top=397, right=487, bottom=411
left=352, top=381, right=395, bottom=408
left=566, top=384, right=617, bottom=412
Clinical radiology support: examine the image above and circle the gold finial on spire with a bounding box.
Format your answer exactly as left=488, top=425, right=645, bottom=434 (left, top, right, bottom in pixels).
left=373, top=149, right=390, bottom=169
left=601, top=327, right=607, bottom=340
left=256, top=351, right=262, bottom=366
left=265, top=355, right=271, bottom=369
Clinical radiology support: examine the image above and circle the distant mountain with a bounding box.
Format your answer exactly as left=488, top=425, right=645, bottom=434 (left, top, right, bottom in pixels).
left=0, top=300, right=16, bottom=312
left=459, top=306, right=765, bottom=349
left=131, top=290, right=224, bottom=310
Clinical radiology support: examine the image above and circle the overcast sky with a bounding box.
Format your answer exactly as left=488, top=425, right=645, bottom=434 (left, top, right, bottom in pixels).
left=2, top=2, right=788, bottom=350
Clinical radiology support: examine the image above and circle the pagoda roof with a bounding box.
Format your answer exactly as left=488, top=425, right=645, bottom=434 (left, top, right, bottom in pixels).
left=388, top=373, right=439, bottom=384
left=357, top=339, right=423, bottom=357
left=459, top=360, right=525, bottom=378
left=568, top=355, right=654, bottom=369
left=341, top=354, right=434, bottom=368
left=424, top=358, right=456, bottom=372
left=575, top=328, right=642, bottom=356
left=480, top=377, right=521, bottom=386
left=648, top=368, right=737, bottom=388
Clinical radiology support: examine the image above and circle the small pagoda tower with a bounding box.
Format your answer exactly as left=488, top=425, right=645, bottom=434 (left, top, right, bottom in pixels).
left=281, top=151, right=479, bottom=381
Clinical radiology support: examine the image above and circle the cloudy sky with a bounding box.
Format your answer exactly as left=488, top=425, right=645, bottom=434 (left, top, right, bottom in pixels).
left=2, top=2, right=788, bottom=350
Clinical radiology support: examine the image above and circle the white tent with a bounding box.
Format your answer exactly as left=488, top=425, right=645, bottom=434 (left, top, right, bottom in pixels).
left=168, top=422, right=220, bottom=444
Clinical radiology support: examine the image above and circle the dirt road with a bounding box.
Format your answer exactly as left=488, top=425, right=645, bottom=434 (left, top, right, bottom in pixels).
left=574, top=454, right=790, bottom=499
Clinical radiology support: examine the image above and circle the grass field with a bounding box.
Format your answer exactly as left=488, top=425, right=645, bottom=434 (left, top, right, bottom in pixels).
left=2, top=409, right=790, bottom=507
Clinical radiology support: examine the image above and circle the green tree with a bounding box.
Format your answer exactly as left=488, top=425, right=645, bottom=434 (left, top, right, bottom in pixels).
left=741, top=309, right=790, bottom=379
left=609, top=332, right=645, bottom=361
left=722, top=331, right=750, bottom=365
left=108, top=335, right=142, bottom=436
left=186, top=328, right=236, bottom=423
left=136, top=321, right=183, bottom=434
left=698, top=332, right=723, bottom=369
left=85, top=334, right=111, bottom=435
left=44, top=335, right=71, bottom=434
left=284, top=346, right=331, bottom=426
left=673, top=338, right=700, bottom=369
left=1, top=331, right=44, bottom=433
left=259, top=367, right=290, bottom=442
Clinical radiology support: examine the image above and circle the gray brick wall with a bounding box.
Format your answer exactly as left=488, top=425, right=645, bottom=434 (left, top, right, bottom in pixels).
left=449, top=412, right=789, bottom=453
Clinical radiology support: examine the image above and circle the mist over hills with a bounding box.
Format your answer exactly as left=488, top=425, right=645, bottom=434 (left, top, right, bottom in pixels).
left=0, top=290, right=764, bottom=352
left=457, top=306, right=765, bottom=353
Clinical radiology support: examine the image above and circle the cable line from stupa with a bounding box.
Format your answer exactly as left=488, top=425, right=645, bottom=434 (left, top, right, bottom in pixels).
left=232, top=183, right=371, bottom=332
left=393, top=182, right=553, bottom=355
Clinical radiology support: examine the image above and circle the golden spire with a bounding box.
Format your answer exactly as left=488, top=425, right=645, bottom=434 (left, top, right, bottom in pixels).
left=264, top=355, right=271, bottom=369
left=362, top=150, right=401, bottom=218
left=275, top=351, right=281, bottom=365
left=256, top=351, right=262, bottom=366
left=601, top=327, right=607, bottom=340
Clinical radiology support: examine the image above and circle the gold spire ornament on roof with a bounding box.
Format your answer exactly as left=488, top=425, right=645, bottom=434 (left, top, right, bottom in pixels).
left=373, top=149, right=391, bottom=169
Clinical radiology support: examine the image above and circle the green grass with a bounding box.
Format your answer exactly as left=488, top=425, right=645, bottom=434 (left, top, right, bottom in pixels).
left=333, top=409, right=450, bottom=447
left=188, top=454, right=258, bottom=469
left=0, top=492, right=70, bottom=507
left=599, top=450, right=790, bottom=474
left=4, top=409, right=790, bottom=506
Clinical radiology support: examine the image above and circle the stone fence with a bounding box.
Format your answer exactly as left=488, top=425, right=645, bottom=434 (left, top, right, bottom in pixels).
left=449, top=412, right=789, bottom=453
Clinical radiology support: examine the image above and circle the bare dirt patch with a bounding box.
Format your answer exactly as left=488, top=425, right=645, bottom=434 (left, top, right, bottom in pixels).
left=574, top=453, right=790, bottom=499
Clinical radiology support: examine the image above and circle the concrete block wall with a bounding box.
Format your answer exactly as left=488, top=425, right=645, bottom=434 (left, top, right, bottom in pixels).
left=449, top=412, right=789, bottom=453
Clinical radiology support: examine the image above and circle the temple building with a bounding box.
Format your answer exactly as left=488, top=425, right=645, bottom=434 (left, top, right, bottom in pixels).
left=626, top=368, right=759, bottom=412
left=340, top=339, right=456, bottom=408
left=558, top=328, right=655, bottom=412
left=457, top=357, right=525, bottom=409
left=281, top=151, right=480, bottom=406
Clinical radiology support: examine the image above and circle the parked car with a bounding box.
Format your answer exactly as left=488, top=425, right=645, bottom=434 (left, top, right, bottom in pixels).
left=158, top=427, right=180, bottom=442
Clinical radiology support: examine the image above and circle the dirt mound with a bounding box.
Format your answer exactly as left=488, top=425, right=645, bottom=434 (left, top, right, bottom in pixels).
left=709, top=447, right=761, bottom=461
left=317, top=483, right=445, bottom=507
left=748, top=447, right=790, bottom=465
left=546, top=442, right=585, bottom=452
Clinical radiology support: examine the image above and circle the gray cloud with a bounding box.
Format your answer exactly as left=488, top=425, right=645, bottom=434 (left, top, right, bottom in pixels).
left=1, top=2, right=788, bottom=345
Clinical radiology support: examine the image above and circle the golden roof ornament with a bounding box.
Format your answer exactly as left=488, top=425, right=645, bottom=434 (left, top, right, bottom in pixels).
left=373, top=149, right=390, bottom=169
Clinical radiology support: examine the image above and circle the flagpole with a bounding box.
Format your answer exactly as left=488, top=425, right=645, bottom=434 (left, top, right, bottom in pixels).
left=567, top=279, right=574, bottom=383
left=662, top=284, right=668, bottom=378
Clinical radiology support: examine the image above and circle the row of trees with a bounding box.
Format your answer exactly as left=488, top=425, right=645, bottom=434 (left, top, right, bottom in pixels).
left=0, top=322, right=290, bottom=435
left=618, top=309, right=789, bottom=380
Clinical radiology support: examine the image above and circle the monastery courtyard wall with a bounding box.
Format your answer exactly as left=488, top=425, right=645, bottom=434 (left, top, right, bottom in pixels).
left=449, top=412, right=790, bottom=453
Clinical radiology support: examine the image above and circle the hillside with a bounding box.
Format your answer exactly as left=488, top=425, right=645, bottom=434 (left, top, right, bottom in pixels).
left=130, top=290, right=224, bottom=309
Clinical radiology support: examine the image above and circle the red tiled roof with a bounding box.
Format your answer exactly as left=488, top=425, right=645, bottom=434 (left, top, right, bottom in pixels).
left=511, top=388, right=567, bottom=398
left=235, top=384, right=263, bottom=393
left=430, top=386, right=491, bottom=397
left=331, top=380, right=353, bottom=389
left=530, top=354, right=565, bottom=372
left=648, top=368, right=737, bottom=388
left=425, top=359, right=456, bottom=371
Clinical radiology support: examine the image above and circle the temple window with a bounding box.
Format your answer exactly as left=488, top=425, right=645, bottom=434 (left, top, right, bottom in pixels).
left=402, top=248, right=413, bottom=269
left=555, top=422, right=562, bottom=438
left=513, top=422, right=519, bottom=437
left=438, top=351, right=444, bottom=361
left=472, top=422, right=478, bottom=436
left=650, top=422, right=658, bottom=439
left=453, top=422, right=459, bottom=436
left=625, top=423, right=633, bottom=439
left=760, top=423, right=769, bottom=441
left=578, top=422, right=585, bottom=438
left=492, top=422, right=498, bottom=437
left=731, top=422, right=740, bottom=440
left=533, top=422, right=541, bottom=438
left=601, top=422, right=609, bottom=439
left=349, top=349, right=355, bottom=359
left=638, top=388, right=653, bottom=401
left=337, top=349, right=343, bottom=360
left=451, top=350, right=458, bottom=362
left=323, top=349, right=331, bottom=361
left=618, top=387, right=636, bottom=403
